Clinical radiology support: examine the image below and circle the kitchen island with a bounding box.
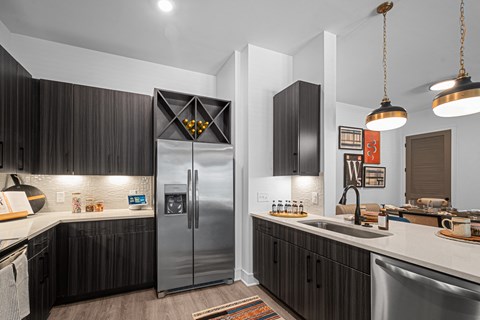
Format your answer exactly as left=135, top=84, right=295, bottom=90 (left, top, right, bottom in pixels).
left=251, top=212, right=480, bottom=284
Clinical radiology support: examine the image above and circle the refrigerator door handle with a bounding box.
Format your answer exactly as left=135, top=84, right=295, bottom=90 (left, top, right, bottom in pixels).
left=195, top=169, right=199, bottom=229
left=187, top=169, right=193, bottom=229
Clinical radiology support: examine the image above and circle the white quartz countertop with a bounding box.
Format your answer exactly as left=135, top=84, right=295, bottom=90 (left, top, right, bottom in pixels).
left=251, top=212, right=480, bottom=284
left=0, top=209, right=155, bottom=241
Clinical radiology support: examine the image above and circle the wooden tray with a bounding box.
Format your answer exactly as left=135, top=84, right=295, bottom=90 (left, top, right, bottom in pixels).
left=269, top=211, right=308, bottom=218
left=436, top=229, right=480, bottom=244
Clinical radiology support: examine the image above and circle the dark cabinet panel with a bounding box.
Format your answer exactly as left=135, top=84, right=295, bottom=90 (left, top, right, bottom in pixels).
left=323, top=258, right=371, bottom=320
left=66, top=234, right=116, bottom=296
left=73, top=85, right=115, bottom=175
left=253, top=217, right=371, bottom=320
left=57, top=218, right=155, bottom=302
left=280, top=242, right=312, bottom=319
left=27, top=227, right=56, bottom=320
left=37, top=80, right=74, bottom=174
left=114, top=231, right=155, bottom=288
left=273, top=81, right=320, bottom=176
left=0, top=45, right=18, bottom=173
left=16, top=64, right=33, bottom=173
left=273, top=83, right=298, bottom=176
left=114, top=91, right=153, bottom=175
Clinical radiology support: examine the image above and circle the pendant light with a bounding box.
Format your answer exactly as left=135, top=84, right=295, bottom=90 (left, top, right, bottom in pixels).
left=366, top=2, right=407, bottom=131
left=432, top=0, right=480, bottom=117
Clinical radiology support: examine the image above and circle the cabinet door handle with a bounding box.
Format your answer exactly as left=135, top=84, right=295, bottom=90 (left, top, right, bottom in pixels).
left=116, top=155, right=120, bottom=173
left=43, top=252, right=49, bottom=281
left=64, top=152, right=69, bottom=173
left=293, top=152, right=298, bottom=173
left=39, top=256, right=45, bottom=284
left=316, top=259, right=322, bottom=288
left=273, top=241, right=278, bottom=264
left=18, top=147, right=25, bottom=171
left=0, top=141, right=3, bottom=168
left=108, top=154, right=112, bottom=173
left=306, top=255, right=312, bottom=283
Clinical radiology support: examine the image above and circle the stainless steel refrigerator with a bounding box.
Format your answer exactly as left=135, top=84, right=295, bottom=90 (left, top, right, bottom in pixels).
left=156, top=139, right=234, bottom=298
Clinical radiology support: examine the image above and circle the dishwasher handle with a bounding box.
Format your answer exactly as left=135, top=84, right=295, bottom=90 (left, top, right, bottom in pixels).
left=375, top=258, right=480, bottom=302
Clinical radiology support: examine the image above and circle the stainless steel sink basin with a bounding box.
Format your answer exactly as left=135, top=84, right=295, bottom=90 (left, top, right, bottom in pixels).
left=299, top=220, right=391, bottom=239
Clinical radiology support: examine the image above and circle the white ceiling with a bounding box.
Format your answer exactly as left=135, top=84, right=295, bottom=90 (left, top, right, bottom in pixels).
left=0, top=0, right=479, bottom=112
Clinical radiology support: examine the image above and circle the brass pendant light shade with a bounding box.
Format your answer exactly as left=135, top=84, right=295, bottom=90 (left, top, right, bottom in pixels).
left=432, top=0, right=480, bottom=117
left=366, top=2, right=408, bottom=131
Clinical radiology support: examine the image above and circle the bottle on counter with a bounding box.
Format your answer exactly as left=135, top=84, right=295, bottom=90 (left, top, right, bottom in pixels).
left=272, top=200, right=277, bottom=213
left=292, top=201, right=298, bottom=214
left=378, top=204, right=389, bottom=230
left=277, top=200, right=284, bottom=213
left=72, top=193, right=82, bottom=213
left=285, top=200, right=291, bottom=213
left=299, top=201, right=304, bottom=214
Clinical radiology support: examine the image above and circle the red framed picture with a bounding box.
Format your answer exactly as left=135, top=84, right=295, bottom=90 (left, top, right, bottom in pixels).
left=364, top=130, right=380, bottom=164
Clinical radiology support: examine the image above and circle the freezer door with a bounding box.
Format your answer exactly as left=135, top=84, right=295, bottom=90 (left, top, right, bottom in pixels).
left=193, top=143, right=234, bottom=285
left=156, top=140, right=193, bottom=292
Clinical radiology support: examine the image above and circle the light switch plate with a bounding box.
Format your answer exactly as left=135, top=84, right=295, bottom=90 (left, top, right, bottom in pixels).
left=312, top=192, right=319, bottom=205
left=56, top=192, right=65, bottom=203
left=257, top=192, right=269, bottom=202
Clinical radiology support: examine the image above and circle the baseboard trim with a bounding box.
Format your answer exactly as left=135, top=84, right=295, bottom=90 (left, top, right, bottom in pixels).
left=234, top=268, right=242, bottom=281
left=240, top=269, right=259, bottom=286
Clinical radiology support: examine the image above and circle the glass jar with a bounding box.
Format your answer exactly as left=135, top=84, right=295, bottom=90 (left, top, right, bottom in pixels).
left=72, top=193, right=82, bottom=213
left=85, top=197, right=95, bottom=212
left=95, top=200, right=104, bottom=212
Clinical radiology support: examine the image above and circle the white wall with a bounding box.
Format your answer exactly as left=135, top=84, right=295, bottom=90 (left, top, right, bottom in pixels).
left=239, top=44, right=293, bottom=284
left=215, top=51, right=243, bottom=280
left=0, top=20, right=216, bottom=97
left=336, top=102, right=402, bottom=206
left=400, top=108, right=480, bottom=209
left=292, top=32, right=337, bottom=216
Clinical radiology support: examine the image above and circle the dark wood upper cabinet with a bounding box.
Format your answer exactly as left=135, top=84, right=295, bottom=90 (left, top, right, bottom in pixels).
left=73, top=85, right=116, bottom=175
left=0, top=45, right=19, bottom=173
left=37, top=80, right=74, bottom=175
left=16, top=63, right=33, bottom=173
left=273, top=81, right=321, bottom=176
left=114, top=91, right=153, bottom=176
left=73, top=86, right=153, bottom=176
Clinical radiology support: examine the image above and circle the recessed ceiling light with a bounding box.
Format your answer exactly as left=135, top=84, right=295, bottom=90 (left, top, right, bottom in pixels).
left=429, top=79, right=456, bottom=91
left=157, top=0, right=174, bottom=12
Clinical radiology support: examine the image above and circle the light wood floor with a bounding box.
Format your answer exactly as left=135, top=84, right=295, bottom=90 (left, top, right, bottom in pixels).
left=48, top=282, right=297, bottom=320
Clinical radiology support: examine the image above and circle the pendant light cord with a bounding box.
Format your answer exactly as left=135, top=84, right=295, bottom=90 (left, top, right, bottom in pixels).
left=459, top=0, right=467, bottom=78
left=382, top=12, right=390, bottom=103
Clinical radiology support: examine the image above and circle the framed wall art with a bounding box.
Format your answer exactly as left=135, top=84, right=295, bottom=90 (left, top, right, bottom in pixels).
left=338, top=126, right=363, bottom=150
left=364, top=166, right=386, bottom=188
left=344, top=154, right=363, bottom=187
left=364, top=130, right=381, bottom=164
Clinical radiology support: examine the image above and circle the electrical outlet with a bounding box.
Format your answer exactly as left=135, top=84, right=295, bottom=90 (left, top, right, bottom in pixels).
left=311, top=192, right=319, bottom=205
left=257, top=192, right=269, bottom=202
left=56, top=191, right=65, bottom=203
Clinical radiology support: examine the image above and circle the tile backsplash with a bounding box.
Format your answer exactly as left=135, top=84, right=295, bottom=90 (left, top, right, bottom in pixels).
left=291, top=175, right=324, bottom=215
left=0, top=174, right=153, bottom=212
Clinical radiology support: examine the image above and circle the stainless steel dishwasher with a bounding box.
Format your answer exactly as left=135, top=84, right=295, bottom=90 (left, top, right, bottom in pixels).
left=372, top=253, right=480, bottom=320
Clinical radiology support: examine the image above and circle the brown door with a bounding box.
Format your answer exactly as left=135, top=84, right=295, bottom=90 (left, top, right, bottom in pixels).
left=406, top=130, right=451, bottom=202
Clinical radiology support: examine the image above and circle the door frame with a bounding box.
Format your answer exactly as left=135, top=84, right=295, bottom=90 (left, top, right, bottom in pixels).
left=403, top=128, right=454, bottom=203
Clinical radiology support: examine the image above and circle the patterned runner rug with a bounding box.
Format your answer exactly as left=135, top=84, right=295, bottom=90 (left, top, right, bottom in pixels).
left=192, top=295, right=284, bottom=320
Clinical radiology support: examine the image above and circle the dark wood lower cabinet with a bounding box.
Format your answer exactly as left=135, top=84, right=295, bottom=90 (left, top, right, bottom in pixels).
left=56, top=218, right=155, bottom=303
left=253, top=217, right=371, bottom=320
left=27, top=227, right=56, bottom=320
left=26, top=218, right=154, bottom=319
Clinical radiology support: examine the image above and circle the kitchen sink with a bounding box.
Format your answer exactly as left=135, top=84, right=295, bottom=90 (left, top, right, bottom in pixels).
left=299, top=220, right=391, bottom=239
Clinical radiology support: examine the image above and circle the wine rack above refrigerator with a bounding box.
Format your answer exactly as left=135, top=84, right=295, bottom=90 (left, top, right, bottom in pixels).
left=154, top=88, right=231, bottom=144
